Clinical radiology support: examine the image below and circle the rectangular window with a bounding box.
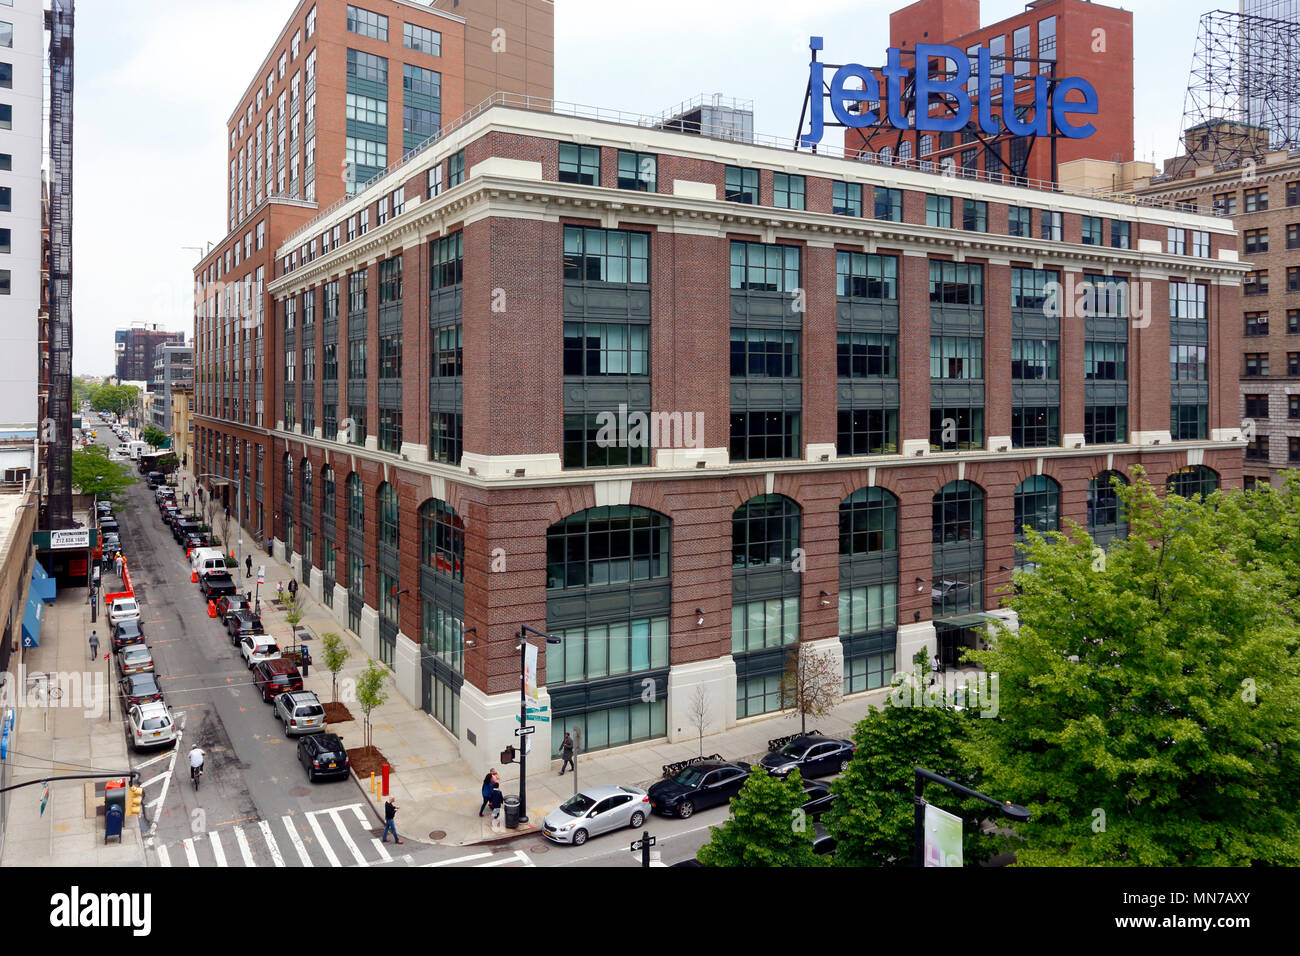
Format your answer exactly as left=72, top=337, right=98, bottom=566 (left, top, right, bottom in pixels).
left=0, top=20, right=11, bottom=48
left=929, top=260, right=984, bottom=305
left=837, top=332, right=898, bottom=378
left=348, top=405, right=368, bottom=445
left=561, top=413, right=652, bottom=469
left=1171, top=404, right=1208, bottom=441
left=1084, top=341, right=1127, bottom=380
left=874, top=187, right=902, bottom=221
left=1245, top=270, right=1269, bottom=296
left=1245, top=312, right=1269, bottom=337
left=378, top=407, right=402, bottom=453
left=1110, top=220, right=1131, bottom=249
left=1084, top=405, right=1127, bottom=445
left=930, top=336, right=984, bottom=379
left=379, top=256, right=403, bottom=303
left=617, top=150, right=656, bottom=192
left=729, top=411, right=801, bottom=462
left=836, top=408, right=900, bottom=457
left=428, top=164, right=443, bottom=197
left=348, top=270, right=367, bottom=313
left=833, top=181, right=863, bottom=217
left=564, top=226, right=650, bottom=284
left=1011, top=338, right=1059, bottom=380
left=1192, top=230, right=1210, bottom=258
left=1245, top=186, right=1269, bottom=213
left=345, top=48, right=388, bottom=85
left=0, top=269, right=9, bottom=295
left=1244, top=394, right=1269, bottom=419
left=432, top=324, right=463, bottom=378
left=1011, top=406, right=1060, bottom=448
left=1170, top=344, right=1208, bottom=381
left=1290, top=309, right=1300, bottom=334
left=564, top=322, right=648, bottom=376
left=448, top=149, right=465, bottom=187
left=0, top=62, right=11, bottom=89
left=730, top=328, right=800, bottom=378
left=929, top=407, right=984, bottom=451
left=347, top=5, right=388, bottom=40
left=1169, top=282, right=1208, bottom=319
left=1245, top=228, right=1269, bottom=254
left=1007, top=206, right=1032, bottom=238
left=0, top=103, right=10, bottom=130
left=430, top=231, right=464, bottom=288
left=1166, top=227, right=1186, bottom=255
left=773, top=173, right=805, bottom=210
left=1290, top=352, right=1300, bottom=376
left=1291, top=395, right=1300, bottom=419
left=429, top=412, right=463, bottom=465
left=926, top=195, right=952, bottom=228
left=962, top=199, right=987, bottom=232
left=1290, top=267, right=1300, bottom=293
left=1081, top=216, right=1103, bottom=245
left=836, top=252, right=898, bottom=300
left=1288, top=182, right=1300, bottom=207
left=348, top=340, right=367, bottom=380
left=1213, top=192, right=1237, bottom=216
left=1244, top=353, right=1269, bottom=377
left=403, top=22, right=441, bottom=56
left=0, top=227, right=9, bottom=254
left=729, top=240, right=800, bottom=292
left=403, top=63, right=440, bottom=99
left=1040, top=210, right=1062, bottom=241
left=724, top=166, right=759, bottom=204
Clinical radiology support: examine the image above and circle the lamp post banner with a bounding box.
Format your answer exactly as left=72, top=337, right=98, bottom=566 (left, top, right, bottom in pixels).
left=924, top=803, right=963, bottom=867
left=524, top=642, right=540, bottom=702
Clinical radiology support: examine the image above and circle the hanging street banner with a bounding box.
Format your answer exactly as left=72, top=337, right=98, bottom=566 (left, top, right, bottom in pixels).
left=524, top=642, right=540, bottom=702
left=923, top=803, right=963, bottom=867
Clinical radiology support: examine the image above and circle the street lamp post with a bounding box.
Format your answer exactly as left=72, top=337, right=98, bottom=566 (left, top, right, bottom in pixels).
left=516, top=624, right=560, bottom=823
left=912, top=766, right=1031, bottom=867
left=199, top=473, right=242, bottom=579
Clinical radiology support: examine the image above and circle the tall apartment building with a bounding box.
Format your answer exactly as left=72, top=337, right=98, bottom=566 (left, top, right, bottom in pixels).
left=1135, top=122, right=1300, bottom=487
left=204, top=100, right=1246, bottom=776
left=847, top=0, right=1134, bottom=186
left=150, top=342, right=193, bottom=431
left=115, top=324, right=184, bottom=382
left=0, top=0, right=45, bottom=479
left=428, top=0, right=553, bottom=110
left=193, top=0, right=554, bottom=550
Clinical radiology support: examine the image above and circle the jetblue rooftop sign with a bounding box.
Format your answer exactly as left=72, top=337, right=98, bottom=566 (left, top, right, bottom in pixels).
left=800, top=37, right=1098, bottom=148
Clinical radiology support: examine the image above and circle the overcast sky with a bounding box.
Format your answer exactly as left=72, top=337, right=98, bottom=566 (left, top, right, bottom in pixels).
left=71, top=0, right=1203, bottom=375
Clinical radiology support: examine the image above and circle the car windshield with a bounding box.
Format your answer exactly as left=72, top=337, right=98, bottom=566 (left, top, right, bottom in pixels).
left=295, top=705, right=324, bottom=717
left=131, top=676, right=158, bottom=691
left=558, top=794, right=596, bottom=816
left=141, top=717, right=170, bottom=731
left=778, top=741, right=810, bottom=757
left=672, top=767, right=708, bottom=788
left=256, top=644, right=279, bottom=654
left=124, top=648, right=149, bottom=660
left=116, top=602, right=137, bottom=613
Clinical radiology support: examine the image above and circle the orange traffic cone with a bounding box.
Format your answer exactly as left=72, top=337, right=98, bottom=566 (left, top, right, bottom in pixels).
left=229, top=549, right=235, bottom=560
left=207, top=600, right=216, bottom=618
left=191, top=568, right=198, bottom=583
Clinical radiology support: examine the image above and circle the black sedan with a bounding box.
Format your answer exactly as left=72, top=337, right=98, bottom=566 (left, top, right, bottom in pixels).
left=648, top=760, right=750, bottom=819
left=298, top=733, right=350, bottom=782
left=759, top=734, right=857, bottom=779
left=110, top=619, right=145, bottom=652
left=119, top=672, right=164, bottom=708
left=801, top=780, right=835, bottom=819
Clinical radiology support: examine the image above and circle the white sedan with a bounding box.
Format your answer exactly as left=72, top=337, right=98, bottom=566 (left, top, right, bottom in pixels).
left=107, top=597, right=141, bottom=627
left=239, top=635, right=281, bottom=668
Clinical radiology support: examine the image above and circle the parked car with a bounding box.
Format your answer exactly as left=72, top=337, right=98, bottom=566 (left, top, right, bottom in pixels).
left=298, top=732, right=350, bottom=782
left=227, top=609, right=265, bottom=644
left=127, top=702, right=176, bottom=752
left=240, top=635, right=281, bottom=668
left=110, top=619, right=146, bottom=653
left=273, top=690, right=326, bottom=736
left=99, top=517, right=120, bottom=535
left=101, top=533, right=121, bottom=553
left=253, top=659, right=303, bottom=702
left=542, top=785, right=650, bottom=846
left=96, top=500, right=113, bottom=515
left=200, top=571, right=237, bottom=599
left=119, top=672, right=164, bottom=708
left=173, top=520, right=201, bottom=544
left=216, top=595, right=252, bottom=621
left=800, top=780, right=835, bottom=819
left=116, top=643, right=154, bottom=676
left=147, top=471, right=166, bottom=487
left=107, top=596, right=141, bottom=627
left=648, top=759, right=751, bottom=819
left=183, top=531, right=210, bottom=552
left=759, top=734, right=857, bottom=779
left=811, top=823, right=837, bottom=857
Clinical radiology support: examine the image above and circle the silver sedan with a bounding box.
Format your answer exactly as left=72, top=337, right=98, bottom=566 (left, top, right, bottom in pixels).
left=542, top=785, right=651, bottom=846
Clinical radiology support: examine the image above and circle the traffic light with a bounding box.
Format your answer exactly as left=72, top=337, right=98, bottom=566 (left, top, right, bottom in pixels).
left=500, top=745, right=516, bottom=764
left=126, top=786, right=143, bottom=816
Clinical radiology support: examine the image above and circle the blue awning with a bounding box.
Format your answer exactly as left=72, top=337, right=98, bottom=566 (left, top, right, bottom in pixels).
left=21, top=589, right=44, bottom=648
left=31, top=561, right=56, bottom=603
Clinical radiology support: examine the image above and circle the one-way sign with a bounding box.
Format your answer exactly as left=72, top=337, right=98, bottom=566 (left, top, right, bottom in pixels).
left=630, top=834, right=656, bottom=852
left=515, top=726, right=536, bottom=736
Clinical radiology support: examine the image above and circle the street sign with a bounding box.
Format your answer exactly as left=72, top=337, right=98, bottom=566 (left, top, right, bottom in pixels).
left=514, top=726, right=536, bottom=736
left=515, top=714, right=550, bottom=723
left=630, top=834, right=656, bottom=852
left=257, top=566, right=266, bottom=584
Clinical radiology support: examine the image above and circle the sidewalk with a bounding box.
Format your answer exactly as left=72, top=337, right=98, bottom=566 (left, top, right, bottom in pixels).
left=203, top=470, right=912, bottom=847
left=0, top=587, right=147, bottom=866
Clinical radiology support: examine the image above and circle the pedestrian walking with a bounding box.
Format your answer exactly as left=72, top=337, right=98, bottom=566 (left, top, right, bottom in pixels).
left=245, top=554, right=253, bottom=578
left=558, top=731, right=576, bottom=775
left=88, top=629, right=99, bottom=661
left=381, top=797, right=402, bottom=844
left=489, top=786, right=504, bottom=820
left=930, top=654, right=941, bottom=685
left=184, top=492, right=190, bottom=509
left=480, top=771, right=495, bottom=817
left=288, top=578, right=298, bottom=600
left=300, top=645, right=311, bottom=678
left=114, top=553, right=124, bottom=578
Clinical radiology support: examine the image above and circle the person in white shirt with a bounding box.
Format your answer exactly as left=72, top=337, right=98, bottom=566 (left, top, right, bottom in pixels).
left=189, top=746, right=205, bottom=781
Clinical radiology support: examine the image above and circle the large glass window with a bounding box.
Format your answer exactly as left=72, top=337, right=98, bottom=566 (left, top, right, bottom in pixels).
left=559, top=143, right=599, bottom=185
left=930, top=407, right=984, bottom=451
left=377, top=483, right=399, bottom=547
left=564, top=322, right=649, bottom=376
left=346, top=5, right=388, bottom=41
left=1088, top=470, right=1127, bottom=534
left=1084, top=342, right=1127, bottom=380
left=346, top=48, right=388, bottom=85
left=420, top=500, right=464, bottom=581
left=564, top=227, right=649, bottom=284
left=732, top=495, right=800, bottom=569
left=617, top=150, right=656, bottom=192
left=839, top=487, right=898, bottom=555
left=403, top=63, right=440, bottom=99
left=837, top=409, right=899, bottom=456
left=731, top=597, right=799, bottom=654
left=1011, top=339, right=1059, bottom=379
left=379, top=255, right=403, bottom=303
left=929, top=260, right=984, bottom=305
left=550, top=617, right=669, bottom=685
left=774, top=173, right=805, bottom=210
left=930, top=336, right=983, bottom=379
left=837, top=332, right=897, bottom=378
left=730, top=411, right=800, bottom=461
left=833, top=181, right=863, bottom=217
left=1084, top=405, right=1127, bottom=445
left=403, top=22, right=441, bottom=55
left=1167, top=465, right=1218, bottom=500
left=1011, top=406, right=1060, bottom=448
left=933, top=481, right=984, bottom=543
left=926, top=195, right=953, bottom=228
left=347, top=473, right=364, bottom=532
left=730, top=241, right=800, bottom=292
left=730, top=328, right=800, bottom=378
left=724, top=166, right=758, bottom=204
left=432, top=324, right=463, bottom=378
left=836, top=252, right=898, bottom=299
left=874, top=187, right=902, bottom=221
left=1014, top=475, right=1060, bottom=565
left=545, top=507, right=670, bottom=590
left=430, top=232, right=463, bottom=288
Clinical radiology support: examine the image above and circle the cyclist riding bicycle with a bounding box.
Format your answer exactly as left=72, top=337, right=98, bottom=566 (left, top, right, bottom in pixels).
left=189, top=745, right=205, bottom=780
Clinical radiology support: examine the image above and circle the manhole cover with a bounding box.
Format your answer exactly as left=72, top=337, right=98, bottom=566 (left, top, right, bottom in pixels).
left=290, top=786, right=312, bottom=797
left=529, top=843, right=549, bottom=853
left=428, top=830, right=447, bottom=841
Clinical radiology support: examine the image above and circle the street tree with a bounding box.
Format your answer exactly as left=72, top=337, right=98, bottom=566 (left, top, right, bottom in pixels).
left=355, top=660, right=389, bottom=753
left=282, top=592, right=304, bottom=653
left=71, top=446, right=134, bottom=508
left=321, top=632, right=350, bottom=703
left=778, top=637, right=843, bottom=734
left=686, top=685, right=711, bottom=757
left=696, top=767, right=825, bottom=867
left=141, top=425, right=169, bottom=448
left=90, top=384, right=140, bottom=419
left=961, top=468, right=1300, bottom=866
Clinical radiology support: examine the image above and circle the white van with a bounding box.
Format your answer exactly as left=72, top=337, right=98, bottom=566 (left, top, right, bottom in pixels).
left=190, top=548, right=228, bottom=578
left=125, top=440, right=147, bottom=460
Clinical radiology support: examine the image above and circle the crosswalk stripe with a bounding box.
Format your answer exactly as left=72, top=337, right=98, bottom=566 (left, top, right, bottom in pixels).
left=479, top=849, right=534, bottom=868
left=282, top=816, right=312, bottom=866
left=325, top=807, right=368, bottom=866
left=233, top=826, right=255, bottom=866
left=424, top=851, right=493, bottom=867
left=349, top=805, right=391, bottom=863
left=304, top=810, right=342, bottom=867
left=258, top=820, right=286, bottom=867
left=182, top=838, right=199, bottom=867
left=210, top=829, right=228, bottom=867
left=157, top=844, right=171, bottom=867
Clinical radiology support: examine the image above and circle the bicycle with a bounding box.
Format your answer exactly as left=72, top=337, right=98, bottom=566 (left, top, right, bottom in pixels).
left=191, top=763, right=203, bottom=791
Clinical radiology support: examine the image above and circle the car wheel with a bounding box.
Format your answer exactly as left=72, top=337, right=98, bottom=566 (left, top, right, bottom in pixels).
left=630, top=810, right=645, bottom=828
left=677, top=800, right=695, bottom=819
left=572, top=829, right=588, bottom=846
left=307, top=767, right=315, bottom=783
left=839, top=758, right=850, bottom=773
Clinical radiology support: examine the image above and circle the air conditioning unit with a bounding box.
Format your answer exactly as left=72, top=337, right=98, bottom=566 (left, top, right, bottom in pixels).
left=4, top=467, right=31, bottom=483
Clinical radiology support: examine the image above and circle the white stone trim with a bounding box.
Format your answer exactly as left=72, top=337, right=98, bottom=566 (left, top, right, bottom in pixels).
left=460, top=452, right=564, bottom=479
left=672, top=179, right=717, bottom=200
left=667, top=656, right=738, bottom=742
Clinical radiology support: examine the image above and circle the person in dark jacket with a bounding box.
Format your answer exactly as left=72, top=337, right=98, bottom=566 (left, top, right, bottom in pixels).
left=479, top=771, right=496, bottom=817
left=245, top=554, right=253, bottom=579
left=381, top=796, right=402, bottom=844
left=558, top=731, right=576, bottom=775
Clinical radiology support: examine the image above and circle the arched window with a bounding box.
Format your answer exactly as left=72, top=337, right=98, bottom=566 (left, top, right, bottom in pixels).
left=1167, top=465, right=1219, bottom=500
left=347, top=473, right=364, bottom=532
left=839, top=487, right=899, bottom=555
left=932, top=481, right=984, bottom=544
left=1088, top=470, right=1128, bottom=541
left=377, top=483, right=399, bottom=547
left=732, top=495, right=801, bottom=568
left=1014, top=475, right=1061, bottom=567
left=920, top=134, right=933, bottom=156
left=880, top=145, right=893, bottom=164
left=420, top=499, right=465, bottom=582
left=321, top=466, right=335, bottom=519
left=898, top=140, right=913, bottom=162
left=546, top=506, right=670, bottom=590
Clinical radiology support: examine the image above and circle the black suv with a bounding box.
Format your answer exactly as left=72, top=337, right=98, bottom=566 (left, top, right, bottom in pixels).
left=226, top=609, right=265, bottom=645
left=216, top=595, right=252, bottom=623
left=172, top=520, right=201, bottom=544
left=200, top=571, right=237, bottom=599
left=648, top=759, right=751, bottom=819
left=298, top=733, right=350, bottom=782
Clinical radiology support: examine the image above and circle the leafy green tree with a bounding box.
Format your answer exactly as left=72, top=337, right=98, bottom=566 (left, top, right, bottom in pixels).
left=355, top=660, right=389, bottom=753
left=90, top=384, right=140, bottom=419
left=696, top=767, right=824, bottom=867
left=72, top=445, right=135, bottom=507
left=141, top=425, right=169, bottom=448
left=282, top=592, right=304, bottom=652
left=321, top=632, right=350, bottom=704
left=72, top=377, right=96, bottom=408
left=961, top=468, right=1300, bottom=866
left=823, top=695, right=997, bottom=867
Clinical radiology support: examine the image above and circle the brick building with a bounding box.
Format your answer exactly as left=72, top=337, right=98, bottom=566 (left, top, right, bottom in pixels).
left=205, top=99, right=1247, bottom=776
left=1135, top=122, right=1300, bottom=487
left=115, top=325, right=184, bottom=387
left=847, top=0, right=1134, bottom=186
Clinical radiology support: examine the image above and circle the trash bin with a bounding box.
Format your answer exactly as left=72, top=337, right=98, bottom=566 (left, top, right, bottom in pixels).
left=105, top=804, right=124, bottom=844
left=504, top=795, right=521, bottom=829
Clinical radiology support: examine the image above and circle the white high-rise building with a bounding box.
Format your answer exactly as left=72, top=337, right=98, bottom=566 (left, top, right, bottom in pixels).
left=0, top=0, right=43, bottom=476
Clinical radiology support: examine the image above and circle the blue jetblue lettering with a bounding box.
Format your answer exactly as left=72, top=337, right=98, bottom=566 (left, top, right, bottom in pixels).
left=801, top=39, right=1098, bottom=147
